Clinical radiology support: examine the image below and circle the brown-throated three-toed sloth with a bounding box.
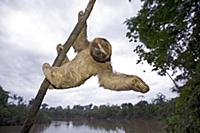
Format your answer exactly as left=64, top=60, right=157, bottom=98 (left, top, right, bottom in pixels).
left=42, top=11, right=149, bottom=93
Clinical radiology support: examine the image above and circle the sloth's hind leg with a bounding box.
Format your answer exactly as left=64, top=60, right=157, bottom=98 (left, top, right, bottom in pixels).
left=56, top=44, right=69, bottom=65
left=43, top=63, right=64, bottom=88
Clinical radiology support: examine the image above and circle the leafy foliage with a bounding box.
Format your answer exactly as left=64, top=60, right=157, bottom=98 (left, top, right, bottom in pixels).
left=0, top=86, right=9, bottom=106
left=166, top=79, right=200, bottom=133
left=126, top=0, right=200, bottom=81
left=126, top=0, right=200, bottom=132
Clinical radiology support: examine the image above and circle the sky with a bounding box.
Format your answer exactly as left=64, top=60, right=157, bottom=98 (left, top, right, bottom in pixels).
left=0, top=0, right=178, bottom=107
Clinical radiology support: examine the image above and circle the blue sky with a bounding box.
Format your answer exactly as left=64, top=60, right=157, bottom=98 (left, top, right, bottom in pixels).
left=0, top=0, right=177, bottom=107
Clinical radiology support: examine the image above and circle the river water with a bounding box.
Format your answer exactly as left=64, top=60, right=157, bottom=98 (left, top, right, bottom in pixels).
left=0, top=119, right=165, bottom=133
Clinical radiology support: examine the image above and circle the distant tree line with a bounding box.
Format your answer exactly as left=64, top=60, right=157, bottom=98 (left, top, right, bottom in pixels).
left=0, top=86, right=50, bottom=125
left=0, top=85, right=176, bottom=126
left=46, top=93, right=175, bottom=122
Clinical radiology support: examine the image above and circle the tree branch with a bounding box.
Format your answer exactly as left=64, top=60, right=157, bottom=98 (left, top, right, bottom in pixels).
left=20, top=0, right=96, bottom=133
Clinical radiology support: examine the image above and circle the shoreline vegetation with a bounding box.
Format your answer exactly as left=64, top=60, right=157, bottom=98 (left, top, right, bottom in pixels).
left=0, top=85, right=175, bottom=128
left=0, top=120, right=165, bottom=133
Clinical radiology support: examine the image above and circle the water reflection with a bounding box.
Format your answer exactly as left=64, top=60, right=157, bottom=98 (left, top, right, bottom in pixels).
left=0, top=119, right=165, bottom=133
left=30, top=123, right=50, bottom=133
left=71, top=119, right=165, bottom=133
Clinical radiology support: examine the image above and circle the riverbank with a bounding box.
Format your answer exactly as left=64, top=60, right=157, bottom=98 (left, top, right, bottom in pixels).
left=0, top=120, right=166, bottom=133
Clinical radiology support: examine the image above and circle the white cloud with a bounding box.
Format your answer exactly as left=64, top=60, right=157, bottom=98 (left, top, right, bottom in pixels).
left=0, top=0, right=177, bottom=107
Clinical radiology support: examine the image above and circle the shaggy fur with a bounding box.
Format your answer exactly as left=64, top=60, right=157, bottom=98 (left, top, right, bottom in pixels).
left=98, top=71, right=149, bottom=93
left=43, top=11, right=149, bottom=93
left=43, top=38, right=149, bottom=93
left=43, top=43, right=111, bottom=89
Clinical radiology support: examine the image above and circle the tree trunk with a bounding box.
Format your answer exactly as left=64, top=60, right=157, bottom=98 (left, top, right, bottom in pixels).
left=20, top=0, right=96, bottom=132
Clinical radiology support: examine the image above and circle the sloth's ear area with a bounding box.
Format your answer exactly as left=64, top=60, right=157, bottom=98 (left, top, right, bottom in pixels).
left=90, top=38, right=112, bottom=62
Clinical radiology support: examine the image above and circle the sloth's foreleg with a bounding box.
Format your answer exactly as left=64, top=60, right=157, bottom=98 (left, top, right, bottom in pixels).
left=98, top=72, right=149, bottom=93
left=73, top=11, right=89, bottom=53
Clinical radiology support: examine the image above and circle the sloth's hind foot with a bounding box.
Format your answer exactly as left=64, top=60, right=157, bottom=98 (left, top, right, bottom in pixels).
left=43, top=63, right=55, bottom=88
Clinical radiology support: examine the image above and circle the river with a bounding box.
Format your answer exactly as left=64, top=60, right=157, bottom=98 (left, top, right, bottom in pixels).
left=0, top=119, right=165, bottom=133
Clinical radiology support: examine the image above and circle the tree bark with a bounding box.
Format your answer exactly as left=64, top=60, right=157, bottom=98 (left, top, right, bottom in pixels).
left=20, top=0, right=96, bottom=133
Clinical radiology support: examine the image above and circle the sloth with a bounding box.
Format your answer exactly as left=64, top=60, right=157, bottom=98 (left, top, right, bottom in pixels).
left=43, top=37, right=112, bottom=89
left=42, top=11, right=149, bottom=93
left=42, top=37, right=149, bottom=93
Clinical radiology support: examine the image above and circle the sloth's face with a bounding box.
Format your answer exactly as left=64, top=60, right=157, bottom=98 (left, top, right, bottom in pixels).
left=90, top=38, right=112, bottom=62
left=132, top=76, right=149, bottom=93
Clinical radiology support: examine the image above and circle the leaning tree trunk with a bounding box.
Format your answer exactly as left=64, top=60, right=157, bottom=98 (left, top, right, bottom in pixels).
left=21, top=0, right=96, bottom=133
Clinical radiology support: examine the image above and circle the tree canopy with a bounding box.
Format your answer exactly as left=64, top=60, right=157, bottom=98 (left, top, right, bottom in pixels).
left=126, top=0, right=200, bottom=132
left=126, top=0, right=200, bottom=83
